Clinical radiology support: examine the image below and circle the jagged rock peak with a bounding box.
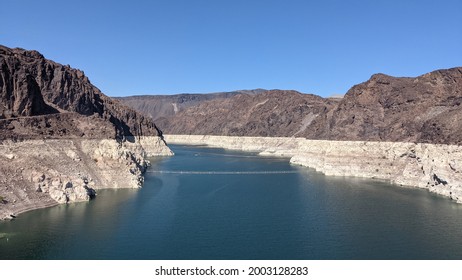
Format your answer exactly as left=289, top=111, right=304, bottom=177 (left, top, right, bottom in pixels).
left=0, top=46, right=45, bottom=59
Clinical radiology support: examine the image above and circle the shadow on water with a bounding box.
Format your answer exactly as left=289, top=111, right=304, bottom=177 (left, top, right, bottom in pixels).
left=1, top=144, right=462, bottom=259
left=0, top=187, right=144, bottom=259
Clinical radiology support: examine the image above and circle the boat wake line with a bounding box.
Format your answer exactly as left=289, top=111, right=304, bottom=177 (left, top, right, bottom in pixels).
left=146, top=170, right=299, bottom=175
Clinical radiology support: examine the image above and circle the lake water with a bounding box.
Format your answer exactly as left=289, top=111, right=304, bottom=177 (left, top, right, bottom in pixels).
left=1, top=144, right=462, bottom=259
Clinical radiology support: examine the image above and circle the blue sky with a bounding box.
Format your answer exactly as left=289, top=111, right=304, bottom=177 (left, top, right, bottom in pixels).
left=2, top=0, right=461, bottom=97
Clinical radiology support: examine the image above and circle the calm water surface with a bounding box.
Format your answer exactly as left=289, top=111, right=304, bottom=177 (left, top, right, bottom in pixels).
left=1, top=144, right=462, bottom=259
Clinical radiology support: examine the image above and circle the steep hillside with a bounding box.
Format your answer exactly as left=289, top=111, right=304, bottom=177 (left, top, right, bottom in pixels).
left=0, top=45, right=162, bottom=139
left=306, top=68, right=462, bottom=144
left=116, top=89, right=267, bottom=121
left=156, top=90, right=338, bottom=137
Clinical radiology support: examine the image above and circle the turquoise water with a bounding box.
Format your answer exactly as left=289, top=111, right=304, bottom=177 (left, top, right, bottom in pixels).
left=1, top=144, right=462, bottom=259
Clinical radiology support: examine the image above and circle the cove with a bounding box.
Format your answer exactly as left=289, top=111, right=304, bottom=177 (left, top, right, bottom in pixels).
left=1, top=144, right=462, bottom=259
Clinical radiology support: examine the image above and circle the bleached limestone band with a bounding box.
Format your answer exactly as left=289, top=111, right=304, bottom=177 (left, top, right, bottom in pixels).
left=164, top=134, right=462, bottom=203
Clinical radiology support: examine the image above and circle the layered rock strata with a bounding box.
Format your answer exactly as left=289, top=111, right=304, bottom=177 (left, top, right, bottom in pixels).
left=0, top=137, right=173, bottom=220
left=165, top=135, right=462, bottom=204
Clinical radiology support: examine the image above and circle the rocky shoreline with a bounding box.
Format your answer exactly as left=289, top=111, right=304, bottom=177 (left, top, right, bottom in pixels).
left=165, top=134, right=462, bottom=204
left=0, top=136, right=173, bottom=220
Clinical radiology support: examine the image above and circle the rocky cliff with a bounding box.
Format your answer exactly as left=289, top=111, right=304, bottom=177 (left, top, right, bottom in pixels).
left=0, top=45, right=162, bottom=139
left=151, top=68, right=462, bottom=145
left=0, top=45, right=172, bottom=220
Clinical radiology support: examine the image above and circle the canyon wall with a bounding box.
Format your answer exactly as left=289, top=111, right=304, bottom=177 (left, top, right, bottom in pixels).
left=165, top=135, right=462, bottom=204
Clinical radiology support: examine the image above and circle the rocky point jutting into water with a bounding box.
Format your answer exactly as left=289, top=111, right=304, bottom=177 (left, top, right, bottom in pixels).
left=0, top=45, right=172, bottom=220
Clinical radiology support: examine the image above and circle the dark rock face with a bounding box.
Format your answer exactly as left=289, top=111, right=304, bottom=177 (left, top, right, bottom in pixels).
left=0, top=113, right=118, bottom=141
left=0, top=45, right=161, bottom=139
left=116, top=89, right=267, bottom=121
left=0, top=56, right=58, bottom=118
left=306, top=68, right=462, bottom=144
left=156, top=90, right=338, bottom=137
left=149, top=67, right=462, bottom=145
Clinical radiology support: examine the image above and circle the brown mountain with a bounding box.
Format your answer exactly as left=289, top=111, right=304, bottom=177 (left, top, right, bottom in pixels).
left=0, top=45, right=162, bottom=140
left=305, top=68, right=462, bottom=144
left=155, top=90, right=339, bottom=137
left=149, top=67, right=462, bottom=145
left=116, top=89, right=267, bottom=121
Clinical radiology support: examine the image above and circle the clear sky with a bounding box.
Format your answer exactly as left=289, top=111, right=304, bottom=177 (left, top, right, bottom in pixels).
left=2, top=0, right=461, bottom=97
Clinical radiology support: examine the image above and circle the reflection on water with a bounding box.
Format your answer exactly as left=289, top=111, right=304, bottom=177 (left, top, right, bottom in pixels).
left=1, top=144, right=462, bottom=259
left=0, top=188, right=141, bottom=259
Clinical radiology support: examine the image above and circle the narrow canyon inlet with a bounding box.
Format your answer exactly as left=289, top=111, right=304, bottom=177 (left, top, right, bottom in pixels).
left=1, top=144, right=462, bottom=259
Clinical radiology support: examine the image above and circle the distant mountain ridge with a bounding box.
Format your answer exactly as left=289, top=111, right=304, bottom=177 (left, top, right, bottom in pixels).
left=116, top=89, right=267, bottom=121
left=125, top=67, right=462, bottom=145
left=155, top=90, right=339, bottom=137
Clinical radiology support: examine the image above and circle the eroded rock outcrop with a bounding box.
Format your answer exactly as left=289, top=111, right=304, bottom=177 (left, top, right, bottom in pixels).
left=288, top=140, right=462, bottom=203
left=0, top=136, right=173, bottom=220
